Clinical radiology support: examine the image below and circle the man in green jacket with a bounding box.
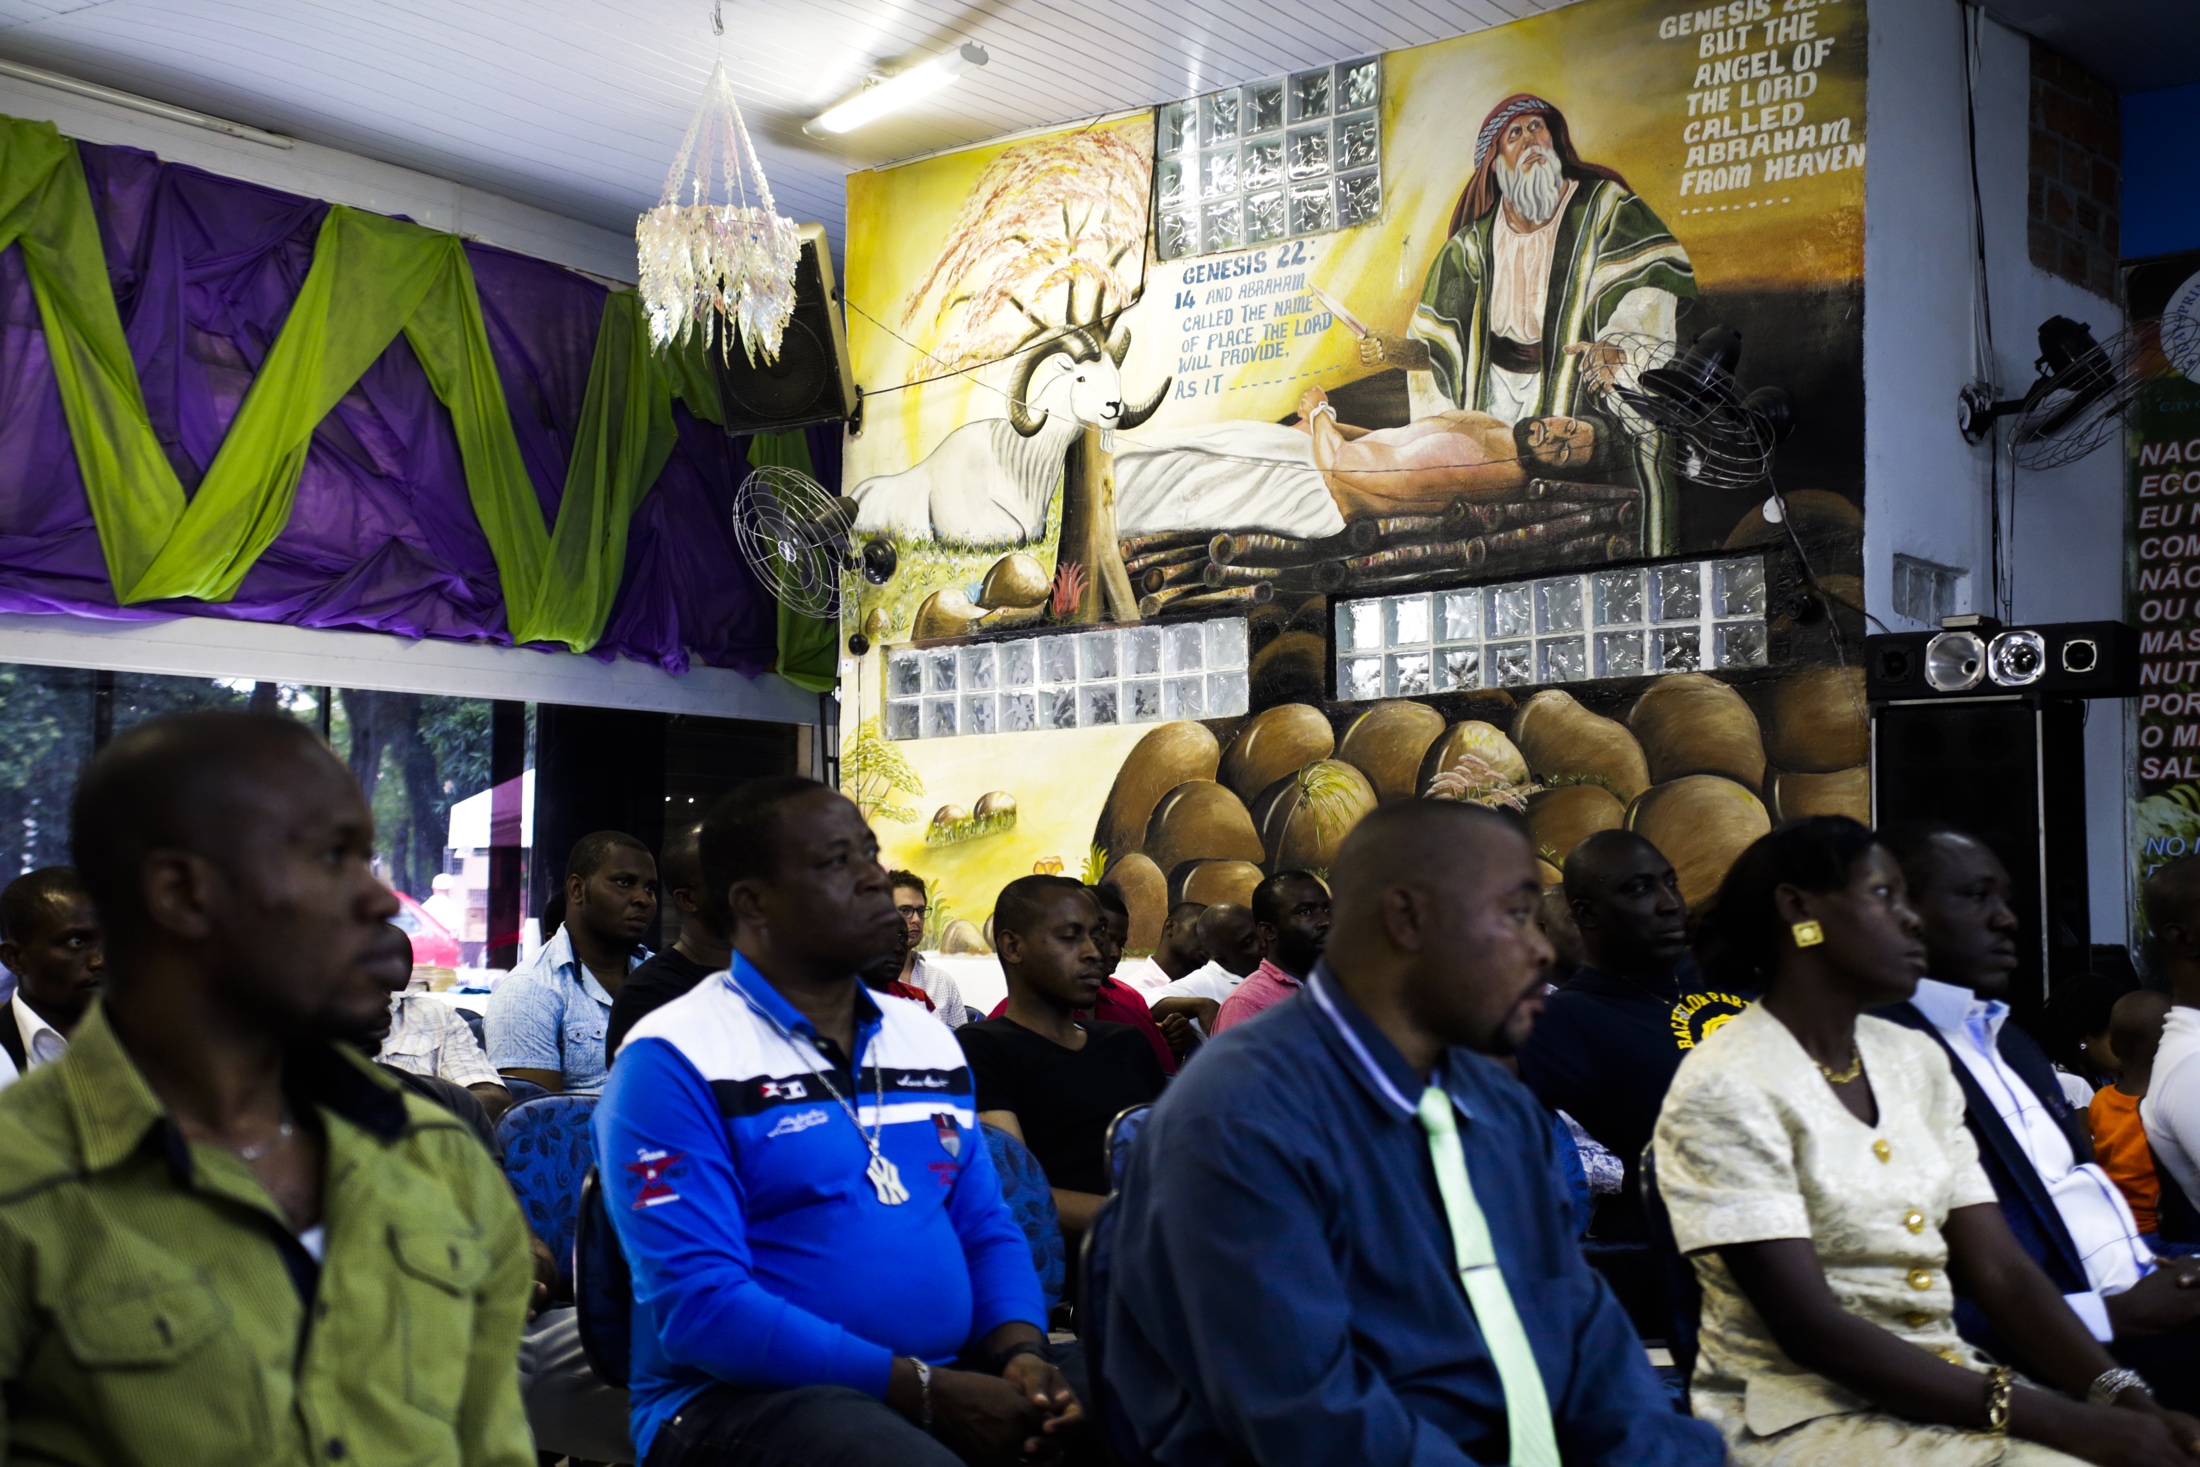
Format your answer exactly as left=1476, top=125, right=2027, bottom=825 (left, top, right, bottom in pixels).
left=0, top=710, right=534, bottom=1466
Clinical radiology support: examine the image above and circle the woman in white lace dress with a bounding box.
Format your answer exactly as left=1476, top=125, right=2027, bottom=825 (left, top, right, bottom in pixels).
left=1653, top=817, right=2200, bottom=1466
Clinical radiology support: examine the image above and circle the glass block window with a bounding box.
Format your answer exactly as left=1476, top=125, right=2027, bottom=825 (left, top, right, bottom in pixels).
left=887, top=617, right=1250, bottom=739
left=1333, top=554, right=1771, bottom=700
left=1155, top=56, right=1382, bottom=261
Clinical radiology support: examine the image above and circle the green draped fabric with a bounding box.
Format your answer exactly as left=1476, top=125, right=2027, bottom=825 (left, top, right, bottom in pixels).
left=0, top=114, right=794, bottom=659
left=0, top=117, right=186, bottom=595
left=746, top=430, right=839, bottom=694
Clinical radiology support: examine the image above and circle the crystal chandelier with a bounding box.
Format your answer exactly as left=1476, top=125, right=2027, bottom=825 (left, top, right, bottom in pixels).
left=637, top=7, right=799, bottom=364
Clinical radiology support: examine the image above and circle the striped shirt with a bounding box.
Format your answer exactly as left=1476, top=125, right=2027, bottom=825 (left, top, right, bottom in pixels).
left=597, top=955, right=1044, bottom=1458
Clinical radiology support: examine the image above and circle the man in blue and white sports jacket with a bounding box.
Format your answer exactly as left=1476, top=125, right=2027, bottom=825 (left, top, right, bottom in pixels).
left=599, top=776, right=1083, bottom=1467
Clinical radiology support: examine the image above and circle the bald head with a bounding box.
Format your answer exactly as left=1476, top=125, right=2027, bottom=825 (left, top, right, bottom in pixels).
left=73, top=712, right=330, bottom=945
left=1193, top=902, right=1261, bottom=977
left=1561, top=829, right=1688, bottom=978
left=1327, top=801, right=1552, bottom=1061
left=2145, top=855, right=2200, bottom=1004
left=69, top=710, right=403, bottom=1042
left=2110, top=990, right=2172, bottom=1075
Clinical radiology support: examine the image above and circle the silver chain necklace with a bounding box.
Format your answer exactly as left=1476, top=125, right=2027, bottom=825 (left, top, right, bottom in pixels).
left=724, top=974, right=908, bottom=1206
left=232, top=1106, right=295, bottom=1163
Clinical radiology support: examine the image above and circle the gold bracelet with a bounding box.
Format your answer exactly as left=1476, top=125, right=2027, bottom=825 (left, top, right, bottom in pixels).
left=1984, top=1366, right=2015, bottom=1435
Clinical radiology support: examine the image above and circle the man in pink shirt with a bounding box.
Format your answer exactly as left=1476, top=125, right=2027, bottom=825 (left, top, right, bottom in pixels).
left=1211, top=870, right=1331, bottom=1035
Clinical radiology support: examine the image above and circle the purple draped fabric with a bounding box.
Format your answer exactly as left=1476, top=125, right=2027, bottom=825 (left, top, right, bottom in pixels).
left=0, top=140, right=781, bottom=677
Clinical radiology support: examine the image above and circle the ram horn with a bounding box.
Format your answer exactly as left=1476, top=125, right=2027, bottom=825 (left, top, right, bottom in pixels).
left=1116, top=370, right=1173, bottom=431
left=1106, top=318, right=1132, bottom=367
left=1006, top=340, right=1054, bottom=437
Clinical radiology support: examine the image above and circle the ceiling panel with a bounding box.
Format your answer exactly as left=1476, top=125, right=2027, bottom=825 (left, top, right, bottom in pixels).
left=0, top=0, right=1579, bottom=255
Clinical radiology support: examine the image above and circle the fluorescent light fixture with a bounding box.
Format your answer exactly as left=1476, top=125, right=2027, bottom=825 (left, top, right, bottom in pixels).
left=806, top=42, right=987, bottom=136
left=0, top=58, right=294, bottom=148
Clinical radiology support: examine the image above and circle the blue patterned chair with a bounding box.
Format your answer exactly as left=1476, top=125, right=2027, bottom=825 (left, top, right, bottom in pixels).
left=1105, top=1103, right=1153, bottom=1194
left=982, top=1122, right=1065, bottom=1314
left=496, top=1094, right=597, bottom=1289
left=501, top=1076, right=550, bottom=1105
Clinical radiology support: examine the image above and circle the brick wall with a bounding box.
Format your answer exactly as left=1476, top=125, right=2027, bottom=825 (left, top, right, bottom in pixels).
left=2028, top=40, right=2120, bottom=299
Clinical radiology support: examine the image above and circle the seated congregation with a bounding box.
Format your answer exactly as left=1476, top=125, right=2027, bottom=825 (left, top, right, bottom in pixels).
left=4, top=708, right=2200, bottom=1467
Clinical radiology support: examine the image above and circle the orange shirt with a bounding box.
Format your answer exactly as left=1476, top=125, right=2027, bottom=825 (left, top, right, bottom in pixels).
left=2089, top=1084, right=2160, bottom=1234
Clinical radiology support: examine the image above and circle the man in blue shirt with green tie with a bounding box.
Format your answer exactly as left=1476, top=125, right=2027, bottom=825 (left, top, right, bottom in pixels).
left=1104, top=800, right=1723, bottom=1465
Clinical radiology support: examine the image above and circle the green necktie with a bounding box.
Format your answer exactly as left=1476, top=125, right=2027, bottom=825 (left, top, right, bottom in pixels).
left=1417, top=1085, right=1561, bottom=1467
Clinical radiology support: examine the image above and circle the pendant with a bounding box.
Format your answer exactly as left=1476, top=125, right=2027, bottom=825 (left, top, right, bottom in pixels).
left=867, top=1151, right=909, bottom=1206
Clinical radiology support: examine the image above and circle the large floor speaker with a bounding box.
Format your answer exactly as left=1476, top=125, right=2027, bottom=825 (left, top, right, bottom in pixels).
left=1871, top=697, right=2089, bottom=1020
left=711, top=222, right=858, bottom=435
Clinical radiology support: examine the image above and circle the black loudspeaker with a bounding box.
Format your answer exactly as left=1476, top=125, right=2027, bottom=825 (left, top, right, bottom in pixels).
left=1866, top=620, right=2136, bottom=701
left=710, top=222, right=859, bottom=434
left=1871, top=697, right=2090, bottom=1019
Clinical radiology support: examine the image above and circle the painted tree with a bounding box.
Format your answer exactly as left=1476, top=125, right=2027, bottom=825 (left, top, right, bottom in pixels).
left=899, top=122, right=1164, bottom=623
left=842, top=717, right=924, bottom=825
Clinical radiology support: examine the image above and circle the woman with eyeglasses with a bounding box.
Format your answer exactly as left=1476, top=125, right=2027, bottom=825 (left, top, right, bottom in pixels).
left=1653, top=817, right=2200, bottom=1465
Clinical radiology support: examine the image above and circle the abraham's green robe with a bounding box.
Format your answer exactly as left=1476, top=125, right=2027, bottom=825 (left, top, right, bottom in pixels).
left=1409, top=177, right=1697, bottom=553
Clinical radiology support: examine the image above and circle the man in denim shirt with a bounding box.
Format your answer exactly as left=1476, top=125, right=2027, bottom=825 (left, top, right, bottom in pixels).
left=488, top=831, right=656, bottom=1095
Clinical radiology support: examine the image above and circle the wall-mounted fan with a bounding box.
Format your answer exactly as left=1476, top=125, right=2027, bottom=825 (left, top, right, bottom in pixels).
left=1957, top=315, right=2172, bottom=470
left=1597, top=324, right=1796, bottom=492
left=731, top=465, right=896, bottom=621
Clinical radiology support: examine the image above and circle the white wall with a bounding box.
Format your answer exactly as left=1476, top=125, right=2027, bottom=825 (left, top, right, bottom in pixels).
left=0, top=65, right=634, bottom=282
left=1864, top=4, right=2131, bottom=943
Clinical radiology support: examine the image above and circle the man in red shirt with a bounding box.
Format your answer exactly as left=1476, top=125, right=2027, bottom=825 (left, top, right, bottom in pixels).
left=1211, top=871, right=1332, bottom=1035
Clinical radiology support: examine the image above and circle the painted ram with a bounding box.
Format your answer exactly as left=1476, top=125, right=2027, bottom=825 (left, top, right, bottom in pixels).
left=851, top=299, right=1171, bottom=546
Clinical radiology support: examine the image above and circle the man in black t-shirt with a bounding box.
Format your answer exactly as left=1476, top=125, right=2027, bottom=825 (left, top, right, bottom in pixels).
left=1517, top=829, right=1751, bottom=1238
left=607, top=822, right=732, bottom=1059
left=959, top=875, right=1167, bottom=1245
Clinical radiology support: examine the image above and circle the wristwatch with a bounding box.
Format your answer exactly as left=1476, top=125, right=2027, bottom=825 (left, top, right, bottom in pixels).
left=911, top=1357, right=934, bottom=1431
left=2088, top=1366, right=2151, bottom=1407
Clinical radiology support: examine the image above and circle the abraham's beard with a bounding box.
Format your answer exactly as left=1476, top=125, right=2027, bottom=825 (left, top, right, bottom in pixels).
left=1497, top=147, right=1566, bottom=225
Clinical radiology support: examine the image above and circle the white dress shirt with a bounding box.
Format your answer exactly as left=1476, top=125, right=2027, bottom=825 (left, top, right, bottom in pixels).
left=2142, top=1004, right=2200, bottom=1218
left=1912, top=978, right=2152, bottom=1340
left=378, top=992, right=502, bottom=1089
left=903, top=952, right=971, bottom=1028
left=1154, top=960, right=1246, bottom=1005
left=0, top=992, right=70, bottom=1090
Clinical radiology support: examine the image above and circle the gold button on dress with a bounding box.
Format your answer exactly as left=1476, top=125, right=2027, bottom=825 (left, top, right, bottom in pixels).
left=1905, top=1209, right=1926, bottom=1234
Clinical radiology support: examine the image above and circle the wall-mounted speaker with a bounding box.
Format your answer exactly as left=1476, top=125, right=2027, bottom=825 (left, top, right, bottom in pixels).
left=710, top=222, right=859, bottom=435
left=1866, top=619, right=2135, bottom=701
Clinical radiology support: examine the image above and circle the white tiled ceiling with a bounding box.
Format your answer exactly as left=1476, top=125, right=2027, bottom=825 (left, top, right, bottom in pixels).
left=0, top=0, right=1579, bottom=254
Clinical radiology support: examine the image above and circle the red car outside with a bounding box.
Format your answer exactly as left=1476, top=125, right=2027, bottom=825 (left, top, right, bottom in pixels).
left=391, top=891, right=462, bottom=969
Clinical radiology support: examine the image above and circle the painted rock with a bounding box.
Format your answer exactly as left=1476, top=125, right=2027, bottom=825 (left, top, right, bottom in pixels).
left=1338, top=700, right=1449, bottom=804
left=1253, top=759, right=1379, bottom=873
left=1144, top=780, right=1266, bottom=880
left=1095, top=722, right=1222, bottom=860
left=1768, top=764, right=1870, bottom=825
left=1417, top=720, right=1531, bottom=795
left=1177, top=859, right=1265, bottom=907
left=1525, top=784, right=1628, bottom=870
left=1628, top=672, right=1766, bottom=791
left=1512, top=690, right=1650, bottom=804
left=1102, top=851, right=1168, bottom=951
left=1764, top=666, right=1868, bottom=773
left=1218, top=702, right=1335, bottom=803
left=1627, top=774, right=1772, bottom=906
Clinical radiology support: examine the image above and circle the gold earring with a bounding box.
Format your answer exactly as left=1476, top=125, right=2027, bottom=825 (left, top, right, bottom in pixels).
left=1791, top=920, right=1825, bottom=948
